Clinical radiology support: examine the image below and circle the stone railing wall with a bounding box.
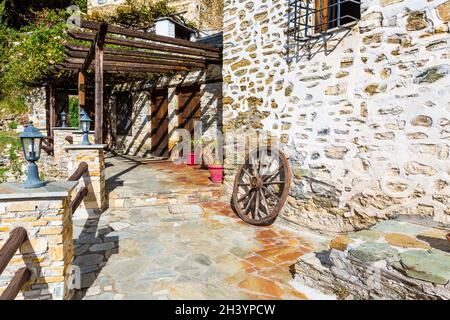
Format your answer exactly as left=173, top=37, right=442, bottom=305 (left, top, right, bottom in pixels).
left=0, top=141, right=107, bottom=299
left=222, top=0, right=450, bottom=232
left=0, top=181, right=78, bottom=299
left=51, top=128, right=96, bottom=179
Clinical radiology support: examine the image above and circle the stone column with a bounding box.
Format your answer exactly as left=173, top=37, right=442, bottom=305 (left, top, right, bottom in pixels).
left=0, top=181, right=78, bottom=300
left=65, top=145, right=107, bottom=218
left=167, top=87, right=180, bottom=157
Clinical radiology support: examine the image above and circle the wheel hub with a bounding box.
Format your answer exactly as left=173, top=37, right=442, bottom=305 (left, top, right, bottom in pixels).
left=250, top=176, right=262, bottom=190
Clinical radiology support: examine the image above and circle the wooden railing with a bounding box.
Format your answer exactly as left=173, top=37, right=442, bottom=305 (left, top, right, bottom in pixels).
left=0, top=227, right=31, bottom=300
left=42, top=136, right=54, bottom=156
left=68, top=161, right=89, bottom=214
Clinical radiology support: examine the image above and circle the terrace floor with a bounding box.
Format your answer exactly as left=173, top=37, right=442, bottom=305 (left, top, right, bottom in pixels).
left=72, top=155, right=331, bottom=300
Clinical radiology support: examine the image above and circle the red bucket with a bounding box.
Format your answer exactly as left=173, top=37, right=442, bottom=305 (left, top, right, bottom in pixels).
left=208, top=165, right=224, bottom=183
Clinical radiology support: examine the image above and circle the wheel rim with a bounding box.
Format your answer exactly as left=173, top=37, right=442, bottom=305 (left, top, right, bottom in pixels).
left=232, top=147, right=291, bottom=226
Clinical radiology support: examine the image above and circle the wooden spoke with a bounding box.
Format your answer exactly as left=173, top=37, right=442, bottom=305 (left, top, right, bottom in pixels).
left=244, top=192, right=256, bottom=214
left=254, top=191, right=260, bottom=219
left=232, top=147, right=291, bottom=226
left=263, top=181, right=285, bottom=185
left=260, top=190, right=270, bottom=217
left=262, top=186, right=282, bottom=202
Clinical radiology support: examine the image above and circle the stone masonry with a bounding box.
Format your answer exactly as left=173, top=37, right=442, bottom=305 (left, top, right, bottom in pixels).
left=222, top=0, right=450, bottom=232
left=0, top=181, right=78, bottom=300
left=66, top=145, right=107, bottom=217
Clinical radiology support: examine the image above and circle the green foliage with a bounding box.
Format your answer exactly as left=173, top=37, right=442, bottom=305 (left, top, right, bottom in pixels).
left=8, top=120, right=17, bottom=130
left=69, top=97, right=79, bottom=128
left=0, top=131, right=20, bottom=149
left=89, top=0, right=176, bottom=30
left=0, top=131, right=22, bottom=182
left=0, top=8, right=70, bottom=114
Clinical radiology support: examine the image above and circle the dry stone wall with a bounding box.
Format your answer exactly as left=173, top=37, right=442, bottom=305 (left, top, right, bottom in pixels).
left=222, top=0, right=450, bottom=232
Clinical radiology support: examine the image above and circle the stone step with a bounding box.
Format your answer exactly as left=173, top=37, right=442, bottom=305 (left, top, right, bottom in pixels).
left=107, top=188, right=224, bottom=208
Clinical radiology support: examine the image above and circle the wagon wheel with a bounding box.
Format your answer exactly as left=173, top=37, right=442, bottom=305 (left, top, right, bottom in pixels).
left=232, top=146, right=291, bottom=226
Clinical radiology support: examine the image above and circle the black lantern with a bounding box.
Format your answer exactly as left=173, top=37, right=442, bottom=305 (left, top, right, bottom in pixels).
left=60, top=111, right=67, bottom=128
left=19, top=121, right=45, bottom=188
left=80, top=110, right=92, bottom=145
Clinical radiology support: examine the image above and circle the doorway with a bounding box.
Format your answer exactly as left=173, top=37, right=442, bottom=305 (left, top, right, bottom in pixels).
left=178, top=85, right=201, bottom=136
left=151, top=89, right=169, bottom=158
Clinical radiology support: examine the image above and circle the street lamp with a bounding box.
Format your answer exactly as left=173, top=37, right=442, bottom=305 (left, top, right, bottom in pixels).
left=60, top=111, right=67, bottom=128
left=80, top=110, right=92, bottom=145
left=19, top=121, right=45, bottom=189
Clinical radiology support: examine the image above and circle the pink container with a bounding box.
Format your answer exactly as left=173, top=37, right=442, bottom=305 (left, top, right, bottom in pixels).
left=209, top=165, right=224, bottom=183
left=187, top=153, right=197, bottom=166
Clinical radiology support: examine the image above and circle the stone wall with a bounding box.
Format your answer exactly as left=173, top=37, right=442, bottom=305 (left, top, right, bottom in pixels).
left=222, top=0, right=450, bottom=232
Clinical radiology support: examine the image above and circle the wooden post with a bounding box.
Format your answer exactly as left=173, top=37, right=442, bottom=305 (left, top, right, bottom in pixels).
left=49, top=84, right=56, bottom=137
left=78, top=72, right=85, bottom=127
left=95, top=40, right=104, bottom=144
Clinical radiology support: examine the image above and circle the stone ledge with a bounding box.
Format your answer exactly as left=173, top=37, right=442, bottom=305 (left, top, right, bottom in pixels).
left=0, top=181, right=78, bottom=200
left=52, top=127, right=78, bottom=131
left=65, top=144, right=107, bottom=150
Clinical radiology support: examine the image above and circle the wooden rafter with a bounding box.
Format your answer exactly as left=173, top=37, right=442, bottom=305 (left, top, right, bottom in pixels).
left=67, top=50, right=207, bottom=69
left=82, top=23, right=108, bottom=73
left=79, top=19, right=221, bottom=53
left=67, top=30, right=220, bottom=59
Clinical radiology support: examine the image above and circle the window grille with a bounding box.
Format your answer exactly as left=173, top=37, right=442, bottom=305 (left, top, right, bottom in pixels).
left=287, top=0, right=361, bottom=62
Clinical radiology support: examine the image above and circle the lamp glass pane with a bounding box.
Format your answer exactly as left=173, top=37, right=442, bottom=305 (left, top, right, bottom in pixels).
left=22, top=137, right=33, bottom=161
left=81, top=120, right=89, bottom=132
left=34, top=137, right=42, bottom=160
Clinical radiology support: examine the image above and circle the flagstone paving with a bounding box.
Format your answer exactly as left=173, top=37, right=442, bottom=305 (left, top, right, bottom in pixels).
left=72, top=201, right=329, bottom=300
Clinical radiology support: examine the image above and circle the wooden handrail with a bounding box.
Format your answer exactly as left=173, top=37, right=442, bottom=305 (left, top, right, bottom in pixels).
left=68, top=162, right=90, bottom=214
left=0, top=227, right=28, bottom=276
left=0, top=267, right=31, bottom=300
left=67, top=162, right=89, bottom=181
left=70, top=187, right=88, bottom=214
left=42, top=144, right=54, bottom=156
left=65, top=136, right=74, bottom=144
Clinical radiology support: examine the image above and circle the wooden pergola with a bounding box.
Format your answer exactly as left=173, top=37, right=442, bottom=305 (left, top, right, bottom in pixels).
left=49, top=19, right=221, bottom=144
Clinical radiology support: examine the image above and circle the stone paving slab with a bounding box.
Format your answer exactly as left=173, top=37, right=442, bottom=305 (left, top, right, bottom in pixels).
left=72, top=201, right=328, bottom=300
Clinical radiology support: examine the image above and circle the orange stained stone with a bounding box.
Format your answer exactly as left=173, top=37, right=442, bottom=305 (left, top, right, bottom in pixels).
left=257, top=266, right=293, bottom=284
left=256, top=229, right=280, bottom=239
left=245, top=255, right=277, bottom=268
left=274, top=251, right=305, bottom=263
left=238, top=275, right=284, bottom=298
left=240, top=260, right=254, bottom=270
left=255, top=246, right=294, bottom=258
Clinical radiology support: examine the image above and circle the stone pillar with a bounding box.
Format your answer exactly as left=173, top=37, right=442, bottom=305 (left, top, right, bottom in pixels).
left=65, top=145, right=107, bottom=217
left=167, top=87, right=180, bottom=157
left=48, top=127, right=94, bottom=180
left=0, top=181, right=78, bottom=300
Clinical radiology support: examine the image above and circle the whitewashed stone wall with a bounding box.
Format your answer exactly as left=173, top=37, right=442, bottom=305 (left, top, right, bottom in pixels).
left=223, top=0, right=450, bottom=232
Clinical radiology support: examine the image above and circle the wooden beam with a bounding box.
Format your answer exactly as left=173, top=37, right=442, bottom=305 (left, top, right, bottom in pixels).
left=66, top=44, right=220, bottom=64
left=78, top=72, right=85, bottom=126
left=82, top=23, right=108, bottom=73
left=49, top=84, right=56, bottom=135
left=80, top=19, right=220, bottom=53
left=64, top=58, right=191, bottom=72
left=67, top=50, right=207, bottom=69
left=95, top=35, right=104, bottom=144
left=68, top=30, right=220, bottom=59
left=60, top=62, right=185, bottom=73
